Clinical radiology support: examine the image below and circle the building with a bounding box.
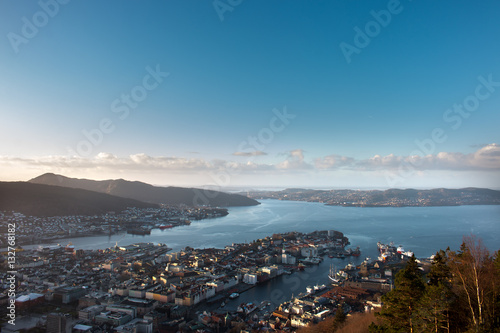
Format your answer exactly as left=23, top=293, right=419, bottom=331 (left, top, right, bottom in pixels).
left=243, top=273, right=258, bottom=285
left=53, top=286, right=87, bottom=304
left=46, top=313, right=69, bottom=333
left=281, top=253, right=296, bottom=265
left=301, top=246, right=318, bottom=258
left=72, top=324, right=92, bottom=332
left=95, top=311, right=132, bottom=327
left=105, top=304, right=137, bottom=319
left=79, top=305, right=105, bottom=321
left=115, top=318, right=153, bottom=333
left=15, top=293, right=44, bottom=310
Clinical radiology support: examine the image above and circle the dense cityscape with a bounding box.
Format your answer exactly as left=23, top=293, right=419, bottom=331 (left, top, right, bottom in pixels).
left=0, top=207, right=228, bottom=248
left=1, top=228, right=420, bottom=332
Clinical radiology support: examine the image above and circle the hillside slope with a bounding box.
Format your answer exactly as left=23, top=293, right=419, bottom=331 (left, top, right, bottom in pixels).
left=0, top=182, right=159, bottom=217
left=29, top=173, right=260, bottom=207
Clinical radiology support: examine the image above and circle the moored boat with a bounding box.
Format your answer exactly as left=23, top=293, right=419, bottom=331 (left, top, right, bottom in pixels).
left=159, top=224, right=173, bottom=230
left=328, top=264, right=341, bottom=284
left=314, top=284, right=326, bottom=291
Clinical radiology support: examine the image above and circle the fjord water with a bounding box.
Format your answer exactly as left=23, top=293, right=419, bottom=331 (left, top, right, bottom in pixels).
left=37, top=199, right=499, bottom=308
left=47, top=199, right=500, bottom=256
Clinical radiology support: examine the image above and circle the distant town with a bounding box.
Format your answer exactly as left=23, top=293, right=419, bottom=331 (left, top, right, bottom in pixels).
left=0, top=229, right=424, bottom=332
left=0, top=206, right=228, bottom=248
left=247, top=187, right=500, bottom=207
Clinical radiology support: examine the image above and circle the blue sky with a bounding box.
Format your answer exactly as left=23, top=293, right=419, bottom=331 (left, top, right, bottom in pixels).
left=1, top=0, right=499, bottom=188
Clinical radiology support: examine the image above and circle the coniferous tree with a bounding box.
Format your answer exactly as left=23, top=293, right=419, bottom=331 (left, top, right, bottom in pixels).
left=371, top=255, right=425, bottom=333
left=413, top=250, right=455, bottom=332
left=333, top=304, right=347, bottom=330
left=369, top=239, right=499, bottom=333
left=427, top=250, right=451, bottom=287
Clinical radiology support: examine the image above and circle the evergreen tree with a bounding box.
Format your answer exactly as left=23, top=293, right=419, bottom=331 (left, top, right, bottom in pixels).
left=370, top=255, right=425, bottom=333
left=333, top=304, right=347, bottom=330
left=369, top=239, right=500, bottom=333
left=413, top=250, right=455, bottom=332
left=427, top=250, right=451, bottom=287
left=414, top=283, right=454, bottom=332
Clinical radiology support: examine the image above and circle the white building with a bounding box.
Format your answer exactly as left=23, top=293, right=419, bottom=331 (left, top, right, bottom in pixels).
left=243, top=273, right=258, bottom=285
left=301, top=247, right=318, bottom=258
left=282, top=254, right=296, bottom=265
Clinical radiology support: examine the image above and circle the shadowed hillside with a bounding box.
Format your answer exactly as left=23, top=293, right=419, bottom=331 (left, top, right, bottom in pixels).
left=0, top=182, right=158, bottom=217
left=29, top=173, right=260, bottom=207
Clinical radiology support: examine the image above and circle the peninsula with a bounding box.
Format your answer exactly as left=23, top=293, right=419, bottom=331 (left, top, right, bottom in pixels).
left=247, top=187, right=500, bottom=207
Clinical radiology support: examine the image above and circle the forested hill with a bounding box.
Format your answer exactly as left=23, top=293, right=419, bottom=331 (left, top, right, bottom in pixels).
left=248, top=187, right=500, bottom=207
left=29, top=173, right=260, bottom=207
left=0, top=182, right=158, bottom=217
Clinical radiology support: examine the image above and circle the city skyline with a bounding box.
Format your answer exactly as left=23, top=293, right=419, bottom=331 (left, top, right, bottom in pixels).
left=1, top=1, right=500, bottom=188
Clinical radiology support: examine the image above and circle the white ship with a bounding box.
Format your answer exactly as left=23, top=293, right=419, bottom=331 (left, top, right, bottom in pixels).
left=328, top=264, right=341, bottom=284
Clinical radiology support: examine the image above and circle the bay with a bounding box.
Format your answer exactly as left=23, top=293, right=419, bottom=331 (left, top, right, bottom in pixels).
left=32, top=199, right=499, bottom=257
left=26, top=199, right=500, bottom=309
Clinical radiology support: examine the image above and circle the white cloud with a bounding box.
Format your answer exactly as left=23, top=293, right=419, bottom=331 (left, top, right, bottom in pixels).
left=356, top=144, right=500, bottom=171
left=232, top=151, right=268, bottom=157
left=277, top=149, right=312, bottom=170
left=0, top=144, right=498, bottom=183
left=315, top=154, right=356, bottom=169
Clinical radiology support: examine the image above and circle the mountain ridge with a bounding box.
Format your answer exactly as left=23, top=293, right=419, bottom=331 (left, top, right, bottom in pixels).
left=0, top=181, right=159, bottom=217
left=29, top=173, right=260, bottom=207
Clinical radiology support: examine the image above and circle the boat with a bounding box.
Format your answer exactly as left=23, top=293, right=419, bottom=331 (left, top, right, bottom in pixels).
left=246, top=303, right=257, bottom=315
left=378, top=241, right=397, bottom=254
left=377, top=242, right=388, bottom=253
left=344, top=262, right=356, bottom=271
left=328, top=264, right=341, bottom=284
left=314, top=284, right=326, bottom=291
left=37, top=244, right=62, bottom=252
left=237, top=302, right=257, bottom=315
left=229, top=292, right=239, bottom=299
left=297, top=263, right=305, bottom=271
left=159, top=224, right=174, bottom=230
left=379, top=252, right=390, bottom=261
left=258, top=300, right=269, bottom=310
left=306, top=286, right=313, bottom=294
left=126, top=227, right=151, bottom=235
left=65, top=242, right=75, bottom=252
left=403, top=251, right=414, bottom=257
left=301, top=257, right=321, bottom=265
left=351, top=246, right=361, bottom=257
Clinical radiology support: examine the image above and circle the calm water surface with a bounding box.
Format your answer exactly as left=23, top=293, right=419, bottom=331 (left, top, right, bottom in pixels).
left=38, top=199, right=499, bottom=256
